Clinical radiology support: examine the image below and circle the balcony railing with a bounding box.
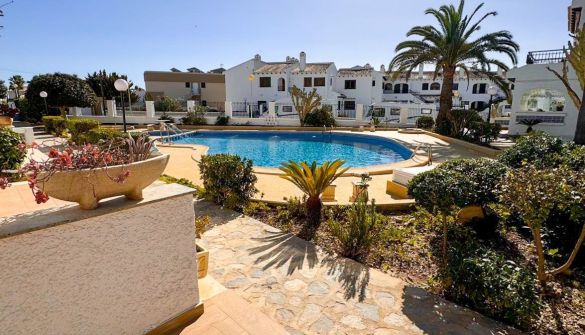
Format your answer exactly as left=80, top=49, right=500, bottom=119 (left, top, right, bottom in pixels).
left=526, top=49, right=566, bottom=65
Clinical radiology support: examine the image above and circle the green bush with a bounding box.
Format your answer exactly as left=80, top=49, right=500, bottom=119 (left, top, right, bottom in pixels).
left=416, top=116, right=434, bottom=129
left=198, top=154, right=258, bottom=209
left=498, top=132, right=567, bottom=168
left=562, top=144, right=585, bottom=171
left=440, top=228, right=540, bottom=330
left=155, top=96, right=182, bottom=112
left=303, top=105, right=336, bottom=127
left=182, top=106, right=207, bottom=125
left=66, top=118, right=99, bottom=143
left=328, top=192, right=378, bottom=260
left=0, top=127, right=26, bottom=171
left=467, top=121, right=501, bottom=144
left=42, top=116, right=67, bottom=136
left=86, top=127, right=124, bottom=144
left=408, top=168, right=466, bottom=212
left=215, top=115, right=230, bottom=126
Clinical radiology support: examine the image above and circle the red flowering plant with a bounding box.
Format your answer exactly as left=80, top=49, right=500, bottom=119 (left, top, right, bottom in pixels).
left=0, top=134, right=154, bottom=204
left=0, top=104, right=19, bottom=118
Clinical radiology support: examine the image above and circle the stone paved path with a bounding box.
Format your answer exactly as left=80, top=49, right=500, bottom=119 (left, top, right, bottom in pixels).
left=196, top=201, right=522, bottom=335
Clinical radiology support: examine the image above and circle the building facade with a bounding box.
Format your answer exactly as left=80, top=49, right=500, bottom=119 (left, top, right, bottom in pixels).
left=144, top=71, right=226, bottom=110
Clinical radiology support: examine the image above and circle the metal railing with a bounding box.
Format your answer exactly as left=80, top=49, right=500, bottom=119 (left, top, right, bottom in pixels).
left=526, top=49, right=566, bottom=64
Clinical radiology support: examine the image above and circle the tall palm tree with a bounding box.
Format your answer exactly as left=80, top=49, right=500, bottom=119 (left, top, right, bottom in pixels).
left=8, top=75, right=25, bottom=99
left=389, top=0, right=519, bottom=134
left=279, top=160, right=348, bottom=238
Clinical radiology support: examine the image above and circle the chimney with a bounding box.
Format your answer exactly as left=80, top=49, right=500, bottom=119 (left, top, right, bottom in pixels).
left=253, top=54, right=262, bottom=69
left=300, top=51, right=306, bottom=71
left=418, top=64, right=424, bottom=79
left=380, top=64, right=386, bottom=73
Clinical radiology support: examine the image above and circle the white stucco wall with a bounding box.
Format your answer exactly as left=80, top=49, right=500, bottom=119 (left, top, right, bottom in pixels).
left=507, top=63, right=581, bottom=139
left=0, top=184, right=199, bottom=335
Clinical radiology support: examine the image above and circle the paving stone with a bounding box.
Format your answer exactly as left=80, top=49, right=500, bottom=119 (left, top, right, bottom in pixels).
left=307, top=281, right=329, bottom=295
left=265, top=276, right=278, bottom=285
left=356, top=302, right=380, bottom=321
left=373, top=328, right=403, bottom=335
left=268, top=292, right=286, bottom=305
left=289, top=296, right=303, bottom=307
left=284, top=279, right=307, bottom=291
left=224, top=276, right=250, bottom=288
left=299, top=303, right=322, bottom=324
left=251, top=268, right=266, bottom=278
left=383, top=313, right=407, bottom=327
left=285, top=326, right=304, bottom=335
left=276, top=308, right=295, bottom=322
left=340, top=315, right=366, bottom=330
left=375, top=291, right=396, bottom=309
left=310, top=315, right=334, bottom=334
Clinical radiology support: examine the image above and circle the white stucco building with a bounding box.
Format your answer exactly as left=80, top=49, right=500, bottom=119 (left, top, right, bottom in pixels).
left=506, top=0, right=584, bottom=139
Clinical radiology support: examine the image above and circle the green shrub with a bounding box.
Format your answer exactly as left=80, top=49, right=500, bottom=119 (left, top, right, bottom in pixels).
left=303, top=105, right=336, bottom=127
left=0, top=128, right=25, bottom=171
left=467, top=121, right=501, bottom=144
left=416, top=116, right=434, bottom=129
left=66, top=118, right=99, bottom=143
left=42, top=116, right=67, bottom=136
left=328, top=192, right=378, bottom=260
left=155, top=96, right=183, bottom=112
left=408, top=168, right=469, bottom=211
left=182, top=106, right=207, bottom=125
left=563, top=144, right=585, bottom=171
left=440, top=228, right=540, bottom=330
left=86, top=128, right=124, bottom=144
left=498, top=132, right=567, bottom=168
left=215, top=115, right=230, bottom=126
left=198, top=154, right=258, bottom=209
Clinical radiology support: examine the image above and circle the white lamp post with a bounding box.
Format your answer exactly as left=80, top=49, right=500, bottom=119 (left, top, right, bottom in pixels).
left=487, top=86, right=498, bottom=124
left=39, top=91, right=48, bottom=114
left=114, top=79, right=129, bottom=132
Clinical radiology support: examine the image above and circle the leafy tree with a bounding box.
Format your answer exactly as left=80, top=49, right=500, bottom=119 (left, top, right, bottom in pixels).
left=500, top=165, right=585, bottom=284
left=0, top=80, right=7, bottom=99
left=85, top=70, right=138, bottom=105
left=546, top=29, right=585, bottom=144
left=25, top=73, right=97, bottom=120
left=389, top=0, right=519, bottom=134
left=8, top=75, right=25, bottom=99
left=290, top=86, right=322, bottom=126
left=279, top=160, right=347, bottom=239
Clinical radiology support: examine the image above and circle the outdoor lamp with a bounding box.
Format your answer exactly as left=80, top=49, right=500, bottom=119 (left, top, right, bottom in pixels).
left=39, top=91, right=48, bottom=114
left=114, top=79, right=129, bottom=132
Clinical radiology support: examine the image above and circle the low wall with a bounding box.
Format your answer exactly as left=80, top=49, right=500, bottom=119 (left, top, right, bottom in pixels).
left=421, top=130, right=501, bottom=158
left=0, top=183, right=200, bottom=335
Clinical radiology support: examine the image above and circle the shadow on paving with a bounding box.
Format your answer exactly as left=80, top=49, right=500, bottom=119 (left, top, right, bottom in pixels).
left=400, top=286, right=522, bottom=335
left=248, top=230, right=370, bottom=302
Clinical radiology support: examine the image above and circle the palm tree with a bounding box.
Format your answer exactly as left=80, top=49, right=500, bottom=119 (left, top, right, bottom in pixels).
left=8, top=75, right=25, bottom=99
left=389, top=0, right=519, bottom=134
left=519, top=119, right=542, bottom=133
left=279, top=160, right=348, bottom=238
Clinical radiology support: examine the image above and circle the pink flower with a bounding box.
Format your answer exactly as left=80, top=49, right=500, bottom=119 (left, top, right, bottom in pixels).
left=0, top=177, right=10, bottom=190
left=34, top=190, right=49, bottom=204
left=48, top=148, right=59, bottom=158
left=31, top=142, right=39, bottom=149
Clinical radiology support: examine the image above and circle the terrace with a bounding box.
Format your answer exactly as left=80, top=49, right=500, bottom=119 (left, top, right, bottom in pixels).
left=525, top=49, right=566, bottom=65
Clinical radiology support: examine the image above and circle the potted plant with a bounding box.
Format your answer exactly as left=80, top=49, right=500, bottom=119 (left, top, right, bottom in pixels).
left=0, top=105, right=19, bottom=127
left=0, top=134, right=169, bottom=209
left=195, top=215, right=210, bottom=278
left=370, top=117, right=380, bottom=132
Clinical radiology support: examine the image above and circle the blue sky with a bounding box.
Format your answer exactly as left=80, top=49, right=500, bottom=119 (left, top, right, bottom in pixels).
left=0, top=0, right=571, bottom=87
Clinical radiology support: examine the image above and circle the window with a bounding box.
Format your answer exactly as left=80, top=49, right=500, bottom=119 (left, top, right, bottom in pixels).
left=201, top=100, right=207, bottom=106
left=371, top=107, right=385, bottom=117
left=304, top=77, right=312, bottom=87
left=452, top=83, right=459, bottom=90
left=430, top=82, right=441, bottom=90
left=201, top=82, right=206, bottom=88
left=390, top=108, right=400, bottom=116
left=422, top=83, right=429, bottom=91
left=473, top=83, right=487, bottom=94
left=185, top=82, right=191, bottom=88
left=314, top=77, right=325, bottom=87
left=520, top=88, right=566, bottom=112
left=330, top=78, right=333, bottom=86
left=401, top=84, right=409, bottom=94
left=345, top=80, right=356, bottom=89
left=421, top=108, right=433, bottom=115
left=372, top=80, right=376, bottom=87
left=259, top=77, right=271, bottom=87
left=384, top=83, right=393, bottom=91
left=283, top=106, right=293, bottom=114
left=471, top=101, right=486, bottom=110
left=277, top=78, right=285, bottom=91
left=394, top=84, right=401, bottom=93
left=343, top=100, right=356, bottom=110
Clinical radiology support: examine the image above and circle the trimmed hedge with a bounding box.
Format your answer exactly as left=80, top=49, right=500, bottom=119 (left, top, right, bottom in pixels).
left=0, top=127, right=26, bottom=171
left=304, top=106, right=336, bottom=127
left=42, top=116, right=68, bottom=136
left=86, top=127, right=124, bottom=144
left=66, top=118, right=99, bottom=143
left=416, top=116, right=434, bottom=129
left=498, top=132, right=566, bottom=169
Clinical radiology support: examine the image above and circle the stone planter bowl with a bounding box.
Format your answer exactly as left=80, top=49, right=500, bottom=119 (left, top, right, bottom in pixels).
left=38, top=153, right=170, bottom=210
left=0, top=116, right=13, bottom=127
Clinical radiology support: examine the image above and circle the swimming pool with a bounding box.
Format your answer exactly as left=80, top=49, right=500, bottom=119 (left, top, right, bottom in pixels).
left=169, top=131, right=412, bottom=168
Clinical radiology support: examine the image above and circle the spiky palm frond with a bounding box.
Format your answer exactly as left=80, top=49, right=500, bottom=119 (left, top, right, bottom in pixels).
left=279, top=160, right=348, bottom=198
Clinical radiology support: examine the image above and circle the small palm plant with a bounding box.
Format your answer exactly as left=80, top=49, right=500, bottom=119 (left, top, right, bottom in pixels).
left=519, top=119, right=542, bottom=133
left=279, top=160, right=348, bottom=238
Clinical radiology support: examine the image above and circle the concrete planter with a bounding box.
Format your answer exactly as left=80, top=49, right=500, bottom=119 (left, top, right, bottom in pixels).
left=0, top=116, right=13, bottom=127
left=196, top=243, right=209, bottom=278
left=457, top=205, right=485, bottom=223
left=39, top=153, right=170, bottom=210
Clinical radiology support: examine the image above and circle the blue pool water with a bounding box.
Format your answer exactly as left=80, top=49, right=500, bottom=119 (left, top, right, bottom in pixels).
left=170, top=131, right=412, bottom=168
